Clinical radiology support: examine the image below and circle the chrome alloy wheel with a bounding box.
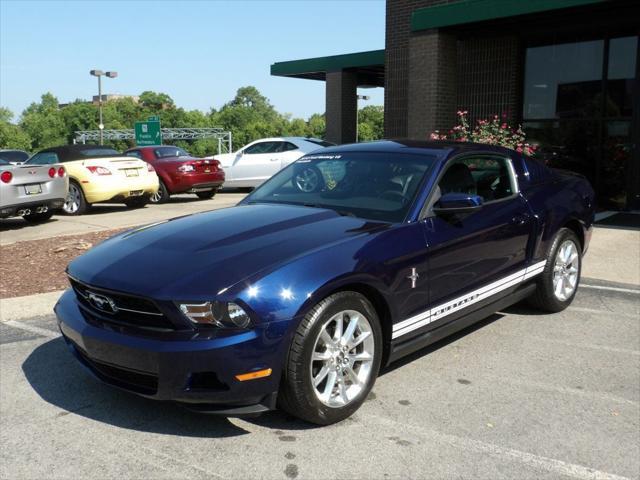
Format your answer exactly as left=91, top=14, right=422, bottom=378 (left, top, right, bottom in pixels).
left=310, top=310, right=374, bottom=408
left=295, top=168, right=319, bottom=193
left=150, top=188, right=163, bottom=203
left=553, top=239, right=579, bottom=301
left=64, top=183, right=81, bottom=214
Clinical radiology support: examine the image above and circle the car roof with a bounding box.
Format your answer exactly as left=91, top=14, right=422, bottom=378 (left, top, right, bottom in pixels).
left=317, top=139, right=516, bottom=157
left=37, top=144, right=122, bottom=162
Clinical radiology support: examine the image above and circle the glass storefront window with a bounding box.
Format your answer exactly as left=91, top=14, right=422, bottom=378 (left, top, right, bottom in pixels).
left=607, top=36, right=637, bottom=117
left=523, top=40, right=604, bottom=119
left=523, top=36, right=638, bottom=209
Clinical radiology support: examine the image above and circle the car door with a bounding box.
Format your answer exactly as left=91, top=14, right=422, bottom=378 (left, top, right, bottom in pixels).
left=422, top=153, right=534, bottom=327
left=230, top=141, right=283, bottom=186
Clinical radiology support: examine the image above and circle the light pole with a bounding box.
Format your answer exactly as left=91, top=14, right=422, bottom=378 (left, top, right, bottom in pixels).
left=90, top=69, right=118, bottom=145
left=356, top=94, right=370, bottom=142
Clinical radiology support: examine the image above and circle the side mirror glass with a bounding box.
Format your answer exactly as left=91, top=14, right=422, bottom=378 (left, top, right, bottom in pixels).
left=433, top=192, right=483, bottom=216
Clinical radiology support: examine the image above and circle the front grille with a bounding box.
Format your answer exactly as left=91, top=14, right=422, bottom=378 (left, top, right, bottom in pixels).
left=69, top=277, right=176, bottom=331
left=73, top=342, right=158, bottom=395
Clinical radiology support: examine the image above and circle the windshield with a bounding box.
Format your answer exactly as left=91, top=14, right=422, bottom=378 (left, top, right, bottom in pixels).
left=245, top=152, right=437, bottom=222
left=155, top=147, right=189, bottom=158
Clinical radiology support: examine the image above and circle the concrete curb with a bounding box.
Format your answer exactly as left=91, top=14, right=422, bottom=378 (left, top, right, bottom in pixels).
left=0, top=290, right=63, bottom=323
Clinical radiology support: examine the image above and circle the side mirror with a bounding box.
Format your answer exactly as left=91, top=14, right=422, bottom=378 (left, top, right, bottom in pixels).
left=433, top=192, right=483, bottom=216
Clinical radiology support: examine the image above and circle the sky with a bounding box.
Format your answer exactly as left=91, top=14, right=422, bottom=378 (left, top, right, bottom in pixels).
left=0, top=0, right=385, bottom=122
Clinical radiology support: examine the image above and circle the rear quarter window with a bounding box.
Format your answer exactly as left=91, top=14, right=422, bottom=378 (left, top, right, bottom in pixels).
left=522, top=156, right=552, bottom=185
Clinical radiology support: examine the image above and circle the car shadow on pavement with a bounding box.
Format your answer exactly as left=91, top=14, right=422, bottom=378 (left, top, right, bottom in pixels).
left=22, top=337, right=251, bottom=438
left=0, top=217, right=61, bottom=232
left=381, top=313, right=504, bottom=375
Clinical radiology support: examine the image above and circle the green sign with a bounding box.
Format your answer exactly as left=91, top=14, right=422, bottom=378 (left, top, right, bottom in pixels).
left=134, top=120, right=161, bottom=146
left=147, top=115, right=159, bottom=122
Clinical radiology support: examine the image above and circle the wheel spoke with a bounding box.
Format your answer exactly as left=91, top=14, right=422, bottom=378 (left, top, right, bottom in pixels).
left=312, top=350, right=331, bottom=361
left=345, top=366, right=362, bottom=387
left=333, top=315, right=344, bottom=342
left=349, top=351, right=372, bottom=362
left=555, top=276, right=564, bottom=298
left=341, top=314, right=359, bottom=345
left=338, top=375, right=349, bottom=404
left=348, top=330, right=371, bottom=350
left=320, top=329, right=334, bottom=347
left=321, top=371, right=338, bottom=401
left=313, top=365, right=330, bottom=387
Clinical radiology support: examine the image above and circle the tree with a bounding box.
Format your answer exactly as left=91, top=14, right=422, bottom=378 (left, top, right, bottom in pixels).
left=307, top=113, right=326, bottom=139
left=0, top=107, right=32, bottom=150
left=19, top=93, right=66, bottom=149
left=357, top=105, right=384, bottom=141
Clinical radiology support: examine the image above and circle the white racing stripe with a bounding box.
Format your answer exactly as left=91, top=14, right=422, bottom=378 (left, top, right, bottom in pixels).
left=393, top=261, right=547, bottom=340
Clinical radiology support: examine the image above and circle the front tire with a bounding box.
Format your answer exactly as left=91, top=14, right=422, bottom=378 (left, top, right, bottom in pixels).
left=279, top=292, right=382, bottom=425
left=528, top=228, right=582, bottom=312
left=63, top=181, right=89, bottom=215
left=150, top=179, right=170, bottom=204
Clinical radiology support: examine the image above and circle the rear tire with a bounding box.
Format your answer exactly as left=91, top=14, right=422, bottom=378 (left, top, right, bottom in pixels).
left=63, top=181, right=89, bottom=215
left=23, top=210, right=54, bottom=223
left=124, top=195, right=149, bottom=209
left=528, top=228, right=581, bottom=312
left=150, top=179, right=170, bottom=204
left=196, top=189, right=217, bottom=200
left=279, top=292, right=382, bottom=425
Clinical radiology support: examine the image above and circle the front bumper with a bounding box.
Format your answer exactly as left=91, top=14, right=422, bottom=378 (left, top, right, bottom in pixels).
left=54, top=289, right=287, bottom=414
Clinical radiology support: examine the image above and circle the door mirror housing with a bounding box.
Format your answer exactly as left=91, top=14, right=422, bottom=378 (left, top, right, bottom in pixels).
left=433, top=192, right=483, bottom=216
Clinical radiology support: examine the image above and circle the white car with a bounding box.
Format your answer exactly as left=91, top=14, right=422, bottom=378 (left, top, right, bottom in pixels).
left=212, top=137, right=333, bottom=189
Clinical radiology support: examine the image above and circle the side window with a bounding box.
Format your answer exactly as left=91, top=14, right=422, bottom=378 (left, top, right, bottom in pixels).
left=244, top=142, right=279, bottom=155
left=439, top=155, right=516, bottom=202
left=27, top=152, right=59, bottom=165
left=280, top=142, right=299, bottom=152
left=125, top=150, right=142, bottom=159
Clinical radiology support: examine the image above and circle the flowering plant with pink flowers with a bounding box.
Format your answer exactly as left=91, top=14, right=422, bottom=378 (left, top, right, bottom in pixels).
left=430, top=111, right=537, bottom=156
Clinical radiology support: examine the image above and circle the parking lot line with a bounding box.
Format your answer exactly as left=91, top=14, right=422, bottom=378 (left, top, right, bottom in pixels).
left=4, top=320, right=60, bottom=339
left=568, top=306, right=639, bottom=319
left=580, top=284, right=640, bottom=294
left=364, top=412, right=633, bottom=480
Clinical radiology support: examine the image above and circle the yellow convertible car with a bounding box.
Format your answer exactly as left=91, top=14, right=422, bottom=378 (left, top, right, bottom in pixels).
left=25, top=145, right=159, bottom=215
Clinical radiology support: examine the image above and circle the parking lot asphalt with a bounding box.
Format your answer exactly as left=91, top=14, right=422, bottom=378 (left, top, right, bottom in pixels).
left=0, top=192, right=247, bottom=245
left=1, top=283, right=638, bottom=480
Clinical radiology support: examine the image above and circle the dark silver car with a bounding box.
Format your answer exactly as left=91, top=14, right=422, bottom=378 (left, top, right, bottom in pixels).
left=0, top=158, right=69, bottom=222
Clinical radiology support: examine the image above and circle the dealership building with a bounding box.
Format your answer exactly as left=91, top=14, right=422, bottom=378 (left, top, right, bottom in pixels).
left=271, top=0, right=639, bottom=210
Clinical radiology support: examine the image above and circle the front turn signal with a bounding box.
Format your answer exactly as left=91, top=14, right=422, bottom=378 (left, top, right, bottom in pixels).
left=235, top=368, right=272, bottom=382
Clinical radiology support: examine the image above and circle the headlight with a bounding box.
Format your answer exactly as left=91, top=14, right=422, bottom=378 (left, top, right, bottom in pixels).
left=178, top=301, right=252, bottom=329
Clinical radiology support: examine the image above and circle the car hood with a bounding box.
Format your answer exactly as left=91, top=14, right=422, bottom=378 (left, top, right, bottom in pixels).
left=68, top=204, right=386, bottom=299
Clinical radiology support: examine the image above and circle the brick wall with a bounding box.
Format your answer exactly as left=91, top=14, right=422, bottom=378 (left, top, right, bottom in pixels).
left=325, top=71, right=358, bottom=144
left=456, top=36, right=521, bottom=126
left=385, top=0, right=457, bottom=138
left=408, top=30, right=458, bottom=138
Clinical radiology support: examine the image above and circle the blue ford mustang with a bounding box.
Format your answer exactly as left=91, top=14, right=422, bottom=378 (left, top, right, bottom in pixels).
left=55, top=140, right=595, bottom=425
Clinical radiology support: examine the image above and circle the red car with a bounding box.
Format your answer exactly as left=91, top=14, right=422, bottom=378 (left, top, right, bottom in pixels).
left=124, top=146, right=225, bottom=204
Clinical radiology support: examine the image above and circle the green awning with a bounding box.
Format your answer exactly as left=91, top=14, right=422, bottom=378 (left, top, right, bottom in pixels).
left=411, top=0, right=607, bottom=31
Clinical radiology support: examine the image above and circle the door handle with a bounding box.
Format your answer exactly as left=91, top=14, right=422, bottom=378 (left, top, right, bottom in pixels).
left=270, top=158, right=279, bottom=162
